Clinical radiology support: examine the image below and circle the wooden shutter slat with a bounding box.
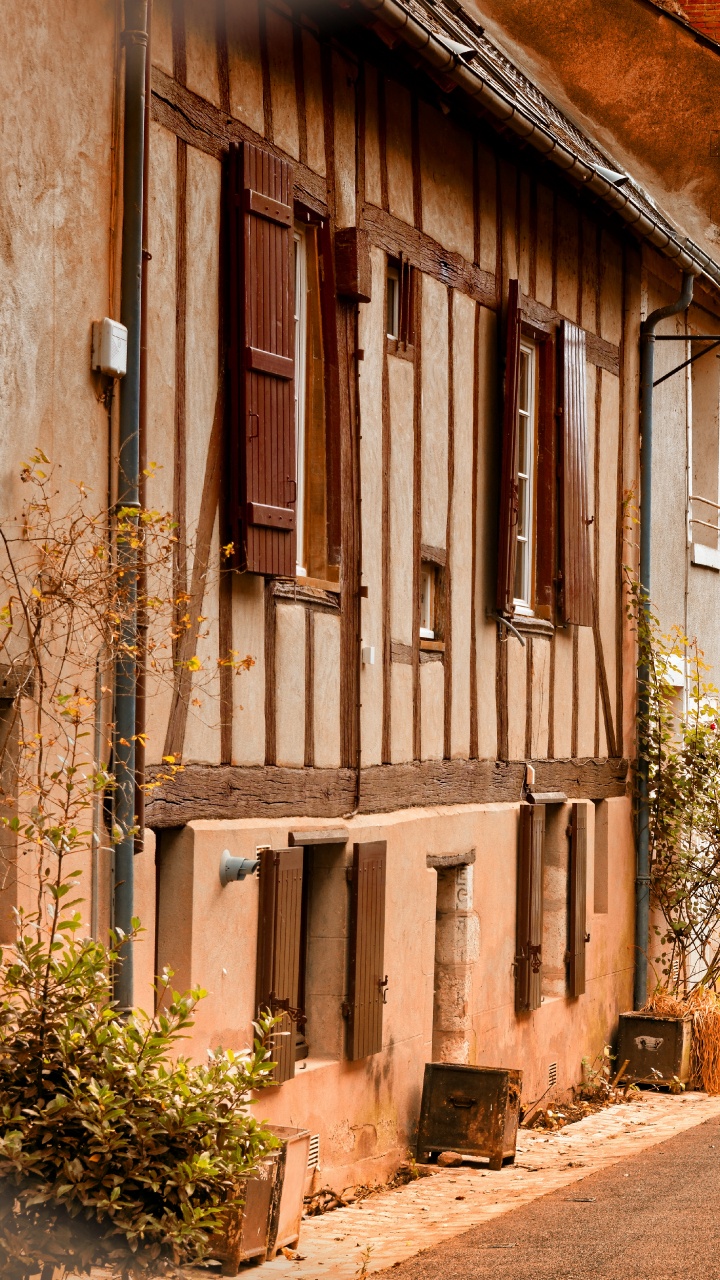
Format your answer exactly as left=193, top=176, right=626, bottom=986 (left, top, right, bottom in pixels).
left=245, top=187, right=293, bottom=227
left=497, top=279, right=523, bottom=615
left=255, top=847, right=304, bottom=1084
left=246, top=501, right=296, bottom=530
left=560, top=320, right=593, bottom=626
left=348, top=841, right=387, bottom=1060
left=226, top=141, right=296, bottom=576
left=246, top=346, right=294, bottom=379
left=568, top=802, right=588, bottom=997
left=515, top=804, right=545, bottom=1013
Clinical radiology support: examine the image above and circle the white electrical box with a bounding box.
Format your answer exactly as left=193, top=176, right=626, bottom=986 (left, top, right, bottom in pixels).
left=92, top=318, right=128, bottom=378
left=361, top=645, right=375, bottom=666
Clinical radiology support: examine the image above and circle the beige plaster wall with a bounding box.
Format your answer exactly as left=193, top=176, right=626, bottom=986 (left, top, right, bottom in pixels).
left=388, top=356, right=415, bottom=647
left=419, top=103, right=474, bottom=261
left=358, top=251, right=386, bottom=768
left=449, top=291, right=475, bottom=759
left=0, top=0, right=115, bottom=514
left=275, top=603, right=306, bottom=768
left=421, top=277, right=449, bottom=550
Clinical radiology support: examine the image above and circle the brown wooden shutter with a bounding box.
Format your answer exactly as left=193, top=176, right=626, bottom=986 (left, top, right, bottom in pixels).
left=497, top=279, right=523, bottom=615
left=347, top=841, right=387, bottom=1060
left=227, top=141, right=296, bottom=577
left=255, top=847, right=304, bottom=1083
left=515, top=804, right=545, bottom=1013
left=568, top=802, right=588, bottom=998
left=559, top=320, right=593, bottom=626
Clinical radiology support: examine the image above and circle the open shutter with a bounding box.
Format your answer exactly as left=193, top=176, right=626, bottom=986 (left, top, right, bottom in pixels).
left=568, top=802, right=588, bottom=997
left=515, top=804, right=545, bottom=1013
left=227, top=141, right=296, bottom=576
left=497, top=279, right=523, bottom=615
left=255, top=847, right=304, bottom=1083
left=347, top=841, right=387, bottom=1060
left=559, top=320, right=593, bottom=626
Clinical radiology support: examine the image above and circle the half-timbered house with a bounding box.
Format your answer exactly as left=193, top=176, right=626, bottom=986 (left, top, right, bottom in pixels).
left=4, top=0, right=720, bottom=1192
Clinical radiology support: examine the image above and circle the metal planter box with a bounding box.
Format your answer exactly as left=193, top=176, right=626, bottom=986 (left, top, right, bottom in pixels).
left=266, top=1125, right=311, bottom=1261
left=210, top=1156, right=279, bottom=1275
left=417, top=1063, right=523, bottom=1170
left=617, top=1012, right=692, bottom=1085
left=210, top=1125, right=310, bottom=1273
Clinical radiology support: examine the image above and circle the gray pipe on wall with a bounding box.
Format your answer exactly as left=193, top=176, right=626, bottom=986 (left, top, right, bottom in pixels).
left=634, top=270, right=694, bottom=1009
left=114, top=0, right=148, bottom=1010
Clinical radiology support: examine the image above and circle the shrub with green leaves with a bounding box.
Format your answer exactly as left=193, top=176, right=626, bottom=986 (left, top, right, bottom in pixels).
left=629, top=573, right=720, bottom=995
left=0, top=891, right=279, bottom=1279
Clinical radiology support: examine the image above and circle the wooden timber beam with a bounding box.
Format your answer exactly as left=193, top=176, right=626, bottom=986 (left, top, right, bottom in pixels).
left=150, top=66, right=328, bottom=215
left=144, top=757, right=629, bottom=827
left=150, top=69, right=621, bottom=371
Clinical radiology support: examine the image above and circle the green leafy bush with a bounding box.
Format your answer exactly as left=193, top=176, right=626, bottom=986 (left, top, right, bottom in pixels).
left=0, top=889, right=279, bottom=1278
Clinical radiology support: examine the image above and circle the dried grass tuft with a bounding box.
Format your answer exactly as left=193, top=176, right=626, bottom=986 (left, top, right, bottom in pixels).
left=643, top=988, right=720, bottom=1094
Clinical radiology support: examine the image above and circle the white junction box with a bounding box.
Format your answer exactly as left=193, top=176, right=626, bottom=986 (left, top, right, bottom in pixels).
left=361, top=645, right=375, bottom=666
left=92, top=318, right=128, bottom=378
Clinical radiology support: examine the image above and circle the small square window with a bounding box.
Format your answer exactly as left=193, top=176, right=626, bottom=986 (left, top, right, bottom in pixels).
left=420, top=563, right=437, bottom=639
left=386, top=258, right=415, bottom=346
left=386, top=265, right=400, bottom=339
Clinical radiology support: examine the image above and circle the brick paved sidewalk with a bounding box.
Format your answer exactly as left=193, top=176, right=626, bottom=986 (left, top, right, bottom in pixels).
left=259, top=1091, right=720, bottom=1279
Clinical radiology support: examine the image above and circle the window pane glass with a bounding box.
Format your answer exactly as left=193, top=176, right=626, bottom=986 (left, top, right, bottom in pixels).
left=519, top=416, right=532, bottom=476
left=519, top=350, right=529, bottom=413
left=517, top=474, right=528, bottom=534
left=514, top=542, right=525, bottom=602
left=387, top=275, right=397, bottom=336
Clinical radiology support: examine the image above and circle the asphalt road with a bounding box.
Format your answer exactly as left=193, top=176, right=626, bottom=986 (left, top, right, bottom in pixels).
left=383, top=1113, right=720, bottom=1279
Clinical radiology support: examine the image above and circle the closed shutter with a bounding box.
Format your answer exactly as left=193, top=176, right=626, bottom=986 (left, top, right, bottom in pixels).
left=227, top=141, right=296, bottom=577
left=347, top=841, right=387, bottom=1060
left=497, top=279, right=523, bottom=615
left=515, top=803, right=545, bottom=1013
left=255, top=846, right=304, bottom=1084
left=568, top=802, right=588, bottom=998
left=559, top=320, right=593, bottom=626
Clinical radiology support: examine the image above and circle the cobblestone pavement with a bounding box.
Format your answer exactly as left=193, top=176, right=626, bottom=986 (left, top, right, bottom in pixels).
left=259, top=1092, right=720, bottom=1279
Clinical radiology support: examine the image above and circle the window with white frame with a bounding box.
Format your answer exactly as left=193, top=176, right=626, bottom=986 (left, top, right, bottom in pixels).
left=513, top=341, right=537, bottom=611
left=294, top=223, right=308, bottom=576
left=420, top=563, right=436, bottom=639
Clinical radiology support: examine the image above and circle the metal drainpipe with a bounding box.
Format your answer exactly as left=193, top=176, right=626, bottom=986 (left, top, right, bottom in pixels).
left=134, top=0, right=152, bottom=860
left=634, top=270, right=694, bottom=1009
left=114, top=0, right=148, bottom=1010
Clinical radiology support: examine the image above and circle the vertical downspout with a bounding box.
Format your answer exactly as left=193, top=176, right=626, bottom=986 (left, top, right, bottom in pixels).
left=134, top=0, right=152, bottom=859
left=114, top=0, right=148, bottom=1010
left=634, top=269, right=694, bottom=1009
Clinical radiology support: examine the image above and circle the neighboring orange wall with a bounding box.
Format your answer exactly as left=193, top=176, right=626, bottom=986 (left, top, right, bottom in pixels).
left=677, top=0, right=720, bottom=41
left=465, top=0, right=720, bottom=262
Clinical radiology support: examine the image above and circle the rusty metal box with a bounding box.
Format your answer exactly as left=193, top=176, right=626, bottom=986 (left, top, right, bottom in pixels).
left=210, top=1156, right=279, bottom=1274
left=266, top=1125, right=311, bottom=1260
left=417, top=1063, right=523, bottom=1170
left=617, top=1012, right=692, bottom=1085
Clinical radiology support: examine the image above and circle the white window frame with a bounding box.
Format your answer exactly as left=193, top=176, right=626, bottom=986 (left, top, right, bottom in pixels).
left=386, top=264, right=400, bottom=339
left=294, top=224, right=308, bottom=576
left=513, top=341, right=537, bottom=614
left=420, top=563, right=435, bottom=639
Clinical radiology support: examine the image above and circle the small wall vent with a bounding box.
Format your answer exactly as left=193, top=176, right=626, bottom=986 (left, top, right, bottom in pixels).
left=308, top=1133, right=320, bottom=1169
left=548, top=1062, right=557, bottom=1088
